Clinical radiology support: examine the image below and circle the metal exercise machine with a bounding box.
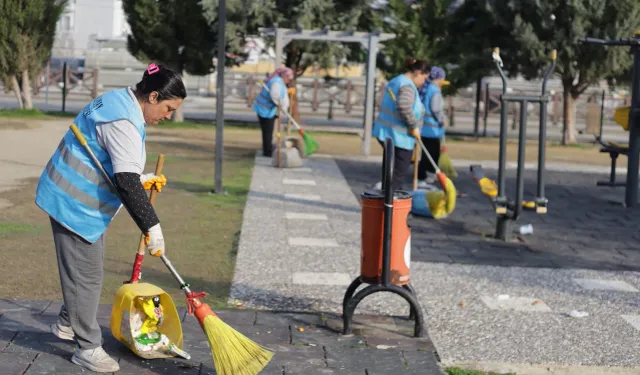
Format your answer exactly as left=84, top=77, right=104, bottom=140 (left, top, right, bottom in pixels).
left=579, top=32, right=640, bottom=207
left=471, top=48, right=557, bottom=241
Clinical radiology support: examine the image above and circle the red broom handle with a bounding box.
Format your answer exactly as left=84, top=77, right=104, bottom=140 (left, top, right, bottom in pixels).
left=127, top=154, right=165, bottom=284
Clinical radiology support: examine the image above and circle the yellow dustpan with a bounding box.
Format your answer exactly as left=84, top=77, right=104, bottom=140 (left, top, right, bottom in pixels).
left=111, top=283, right=184, bottom=359
left=109, top=155, right=186, bottom=360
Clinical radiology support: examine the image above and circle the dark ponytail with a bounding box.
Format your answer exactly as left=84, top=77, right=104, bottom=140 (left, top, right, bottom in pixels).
left=404, top=57, right=430, bottom=74
left=134, top=63, right=187, bottom=102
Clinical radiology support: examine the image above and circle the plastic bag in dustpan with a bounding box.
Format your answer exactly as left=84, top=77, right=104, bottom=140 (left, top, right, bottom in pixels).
left=110, top=282, right=190, bottom=360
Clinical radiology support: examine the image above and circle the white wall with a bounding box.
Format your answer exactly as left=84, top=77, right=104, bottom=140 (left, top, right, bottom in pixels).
left=55, top=0, right=129, bottom=55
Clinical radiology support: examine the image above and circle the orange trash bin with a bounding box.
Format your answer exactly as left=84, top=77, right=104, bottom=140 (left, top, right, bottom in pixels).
left=360, top=189, right=412, bottom=286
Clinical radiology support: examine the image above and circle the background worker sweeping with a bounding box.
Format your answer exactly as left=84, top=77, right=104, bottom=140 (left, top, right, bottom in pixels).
left=372, top=58, right=429, bottom=191
left=253, top=67, right=293, bottom=157
left=417, top=66, right=450, bottom=189
left=34, top=63, right=186, bottom=373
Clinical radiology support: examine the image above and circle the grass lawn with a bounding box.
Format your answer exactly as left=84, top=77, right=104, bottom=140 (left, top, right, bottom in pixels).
left=0, top=120, right=255, bottom=310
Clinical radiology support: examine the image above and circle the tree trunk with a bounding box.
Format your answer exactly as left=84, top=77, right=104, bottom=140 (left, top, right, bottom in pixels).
left=21, top=70, right=33, bottom=110
left=285, top=42, right=302, bottom=125
left=562, top=85, right=577, bottom=145
left=10, top=75, right=24, bottom=110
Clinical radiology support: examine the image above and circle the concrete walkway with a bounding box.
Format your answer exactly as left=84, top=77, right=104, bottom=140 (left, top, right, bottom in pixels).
left=231, top=153, right=640, bottom=374
left=0, top=119, right=69, bottom=209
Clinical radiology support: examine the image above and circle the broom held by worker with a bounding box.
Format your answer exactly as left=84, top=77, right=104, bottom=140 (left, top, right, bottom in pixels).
left=417, top=66, right=449, bottom=188
left=372, top=57, right=429, bottom=190
left=253, top=67, right=293, bottom=157
left=34, top=63, right=186, bottom=373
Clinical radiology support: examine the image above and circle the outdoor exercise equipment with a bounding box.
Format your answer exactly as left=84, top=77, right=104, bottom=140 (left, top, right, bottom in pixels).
left=342, top=137, right=425, bottom=337
left=470, top=48, right=556, bottom=241
left=579, top=31, right=640, bottom=207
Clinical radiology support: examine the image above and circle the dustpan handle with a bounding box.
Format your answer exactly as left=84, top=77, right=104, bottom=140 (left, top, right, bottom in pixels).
left=127, top=154, right=165, bottom=284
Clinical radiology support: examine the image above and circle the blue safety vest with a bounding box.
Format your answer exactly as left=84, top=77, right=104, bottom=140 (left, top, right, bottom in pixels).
left=372, top=74, right=424, bottom=151
left=420, top=82, right=445, bottom=139
left=35, top=88, right=146, bottom=243
left=253, top=76, right=286, bottom=118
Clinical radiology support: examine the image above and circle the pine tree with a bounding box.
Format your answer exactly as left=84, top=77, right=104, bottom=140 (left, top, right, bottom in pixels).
left=123, top=0, right=217, bottom=122
left=489, top=0, right=640, bottom=144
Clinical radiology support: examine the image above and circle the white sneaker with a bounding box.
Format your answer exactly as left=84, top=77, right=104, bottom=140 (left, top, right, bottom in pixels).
left=71, top=346, right=120, bottom=373
left=51, top=322, right=75, bottom=341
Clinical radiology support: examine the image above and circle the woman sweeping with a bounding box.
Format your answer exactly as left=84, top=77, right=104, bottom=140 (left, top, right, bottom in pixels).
left=34, top=63, right=186, bottom=373
left=253, top=67, right=294, bottom=157
left=417, top=66, right=450, bottom=189
left=372, top=58, right=429, bottom=190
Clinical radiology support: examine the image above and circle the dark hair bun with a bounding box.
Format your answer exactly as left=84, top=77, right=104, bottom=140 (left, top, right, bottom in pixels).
left=404, top=58, right=430, bottom=74
left=135, top=64, right=187, bottom=102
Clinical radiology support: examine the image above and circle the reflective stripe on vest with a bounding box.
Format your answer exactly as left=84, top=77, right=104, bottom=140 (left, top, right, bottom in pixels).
left=54, top=138, right=111, bottom=192
left=35, top=88, right=145, bottom=243
left=44, top=157, right=119, bottom=218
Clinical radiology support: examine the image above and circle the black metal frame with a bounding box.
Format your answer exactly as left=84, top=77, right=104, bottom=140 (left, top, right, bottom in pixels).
left=580, top=33, right=640, bottom=207
left=342, top=138, right=425, bottom=338
left=471, top=48, right=556, bottom=241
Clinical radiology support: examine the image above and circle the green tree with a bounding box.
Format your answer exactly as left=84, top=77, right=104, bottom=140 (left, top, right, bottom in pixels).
left=488, top=0, right=640, bottom=144
left=123, top=0, right=217, bottom=122
left=0, top=0, right=67, bottom=109
left=370, top=0, right=453, bottom=80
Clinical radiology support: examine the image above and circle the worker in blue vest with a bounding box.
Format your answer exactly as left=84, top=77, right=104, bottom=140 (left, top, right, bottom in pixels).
left=253, top=67, right=294, bottom=157
left=372, top=58, right=430, bottom=191
left=417, top=66, right=450, bottom=189
left=34, top=63, right=186, bottom=373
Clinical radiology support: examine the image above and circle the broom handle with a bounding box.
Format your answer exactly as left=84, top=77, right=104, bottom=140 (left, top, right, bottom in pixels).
left=129, top=155, right=165, bottom=284
left=159, top=254, right=192, bottom=294
left=417, top=137, right=440, bottom=173
left=276, top=104, right=282, bottom=168
left=69, top=124, right=197, bottom=297
left=412, top=144, right=421, bottom=190
left=69, top=124, right=180, bottom=292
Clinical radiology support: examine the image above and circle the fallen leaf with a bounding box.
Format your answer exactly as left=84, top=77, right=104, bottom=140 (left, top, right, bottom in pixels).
left=458, top=301, right=465, bottom=307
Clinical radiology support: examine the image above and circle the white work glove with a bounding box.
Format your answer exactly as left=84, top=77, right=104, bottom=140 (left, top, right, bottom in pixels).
left=145, top=223, right=165, bottom=257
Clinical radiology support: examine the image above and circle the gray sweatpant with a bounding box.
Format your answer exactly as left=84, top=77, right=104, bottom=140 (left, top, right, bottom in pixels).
left=50, top=217, right=104, bottom=349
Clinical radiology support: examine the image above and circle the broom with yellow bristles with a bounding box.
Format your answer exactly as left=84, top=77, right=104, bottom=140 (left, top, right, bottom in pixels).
left=68, top=124, right=274, bottom=375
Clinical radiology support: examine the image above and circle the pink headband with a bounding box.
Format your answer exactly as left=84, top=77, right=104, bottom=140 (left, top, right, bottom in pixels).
left=147, top=63, right=160, bottom=75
